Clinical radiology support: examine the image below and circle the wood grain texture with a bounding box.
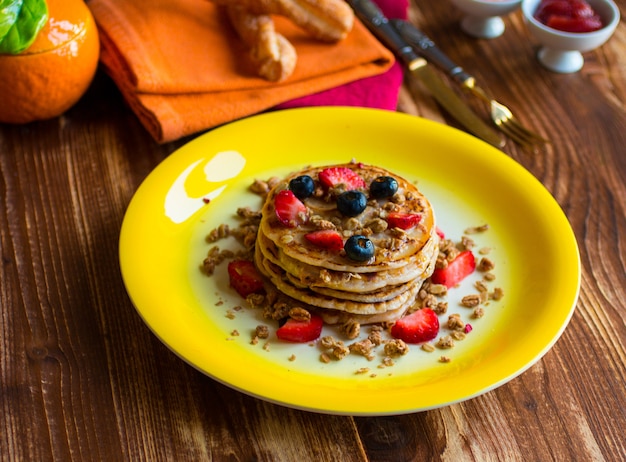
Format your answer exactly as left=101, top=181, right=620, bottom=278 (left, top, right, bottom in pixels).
left=1, top=0, right=625, bottom=460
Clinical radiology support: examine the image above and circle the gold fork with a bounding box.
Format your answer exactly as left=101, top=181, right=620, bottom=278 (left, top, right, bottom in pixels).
left=460, top=78, right=549, bottom=149
left=391, top=19, right=548, bottom=149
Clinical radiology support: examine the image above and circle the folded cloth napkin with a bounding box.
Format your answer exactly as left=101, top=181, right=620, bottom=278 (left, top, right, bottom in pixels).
left=88, top=0, right=407, bottom=143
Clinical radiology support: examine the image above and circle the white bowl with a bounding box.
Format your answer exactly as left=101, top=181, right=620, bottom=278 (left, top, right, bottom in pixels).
left=522, top=0, right=620, bottom=73
left=450, top=0, right=523, bottom=38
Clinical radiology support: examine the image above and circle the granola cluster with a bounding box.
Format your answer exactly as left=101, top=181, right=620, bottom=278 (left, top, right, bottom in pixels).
left=202, top=206, right=261, bottom=275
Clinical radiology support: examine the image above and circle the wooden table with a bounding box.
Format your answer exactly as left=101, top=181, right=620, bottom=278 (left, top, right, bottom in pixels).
left=2, top=1, right=625, bottom=460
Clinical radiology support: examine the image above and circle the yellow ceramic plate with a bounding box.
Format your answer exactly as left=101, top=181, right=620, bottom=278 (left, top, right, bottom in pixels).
left=119, top=107, right=580, bottom=415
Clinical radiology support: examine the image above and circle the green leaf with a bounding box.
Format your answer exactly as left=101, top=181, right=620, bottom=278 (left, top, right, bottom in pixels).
left=0, top=0, right=24, bottom=42
left=0, top=0, right=48, bottom=55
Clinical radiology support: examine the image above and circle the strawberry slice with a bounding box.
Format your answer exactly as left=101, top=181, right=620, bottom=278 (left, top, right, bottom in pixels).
left=227, top=260, right=265, bottom=297
left=276, top=314, right=324, bottom=343
left=535, top=0, right=573, bottom=22
left=386, top=212, right=422, bottom=230
left=546, top=15, right=602, bottom=32
left=571, top=0, right=595, bottom=18
left=430, top=250, right=476, bottom=288
left=274, top=190, right=308, bottom=227
left=436, top=227, right=446, bottom=240
left=390, top=308, right=439, bottom=344
left=318, top=167, right=366, bottom=190
left=305, top=229, right=344, bottom=251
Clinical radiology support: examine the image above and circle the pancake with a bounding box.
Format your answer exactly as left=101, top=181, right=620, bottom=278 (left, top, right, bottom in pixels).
left=286, top=273, right=416, bottom=303
left=297, top=254, right=437, bottom=303
left=259, top=163, right=436, bottom=272
left=314, top=304, right=411, bottom=325
left=254, top=244, right=423, bottom=314
left=257, top=227, right=438, bottom=292
left=254, top=161, right=439, bottom=325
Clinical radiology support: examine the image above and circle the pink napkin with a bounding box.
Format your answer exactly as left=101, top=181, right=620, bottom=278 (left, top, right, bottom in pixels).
left=278, top=0, right=408, bottom=111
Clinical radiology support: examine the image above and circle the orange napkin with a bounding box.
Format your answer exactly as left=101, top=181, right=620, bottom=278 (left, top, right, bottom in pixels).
left=88, top=0, right=396, bottom=143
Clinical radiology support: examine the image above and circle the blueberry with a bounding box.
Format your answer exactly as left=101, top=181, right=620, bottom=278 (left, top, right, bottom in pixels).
left=289, top=175, right=315, bottom=200
left=370, top=176, right=398, bottom=199
left=337, top=190, right=367, bottom=217
left=344, top=235, right=375, bottom=262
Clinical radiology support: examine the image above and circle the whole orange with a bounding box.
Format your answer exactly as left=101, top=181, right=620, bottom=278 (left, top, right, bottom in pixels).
left=0, top=0, right=100, bottom=124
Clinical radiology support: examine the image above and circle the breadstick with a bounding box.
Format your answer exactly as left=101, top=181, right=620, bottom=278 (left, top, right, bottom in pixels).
left=214, top=0, right=354, bottom=42
left=226, top=6, right=297, bottom=82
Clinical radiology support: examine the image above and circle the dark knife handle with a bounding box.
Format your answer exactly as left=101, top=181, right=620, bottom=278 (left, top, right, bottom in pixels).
left=391, top=19, right=474, bottom=85
left=346, top=0, right=419, bottom=68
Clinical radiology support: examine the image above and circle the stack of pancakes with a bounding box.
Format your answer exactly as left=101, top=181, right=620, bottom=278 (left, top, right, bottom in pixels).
left=254, top=162, right=439, bottom=325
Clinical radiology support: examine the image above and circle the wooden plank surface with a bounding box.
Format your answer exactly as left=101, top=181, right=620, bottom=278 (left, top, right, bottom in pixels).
left=1, top=0, right=625, bottom=460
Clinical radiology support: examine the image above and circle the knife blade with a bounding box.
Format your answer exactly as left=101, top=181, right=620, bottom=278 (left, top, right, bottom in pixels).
left=346, top=0, right=503, bottom=148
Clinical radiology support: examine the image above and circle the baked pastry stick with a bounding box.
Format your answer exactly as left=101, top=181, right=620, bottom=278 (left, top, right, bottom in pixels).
left=226, top=5, right=297, bottom=82
left=213, top=0, right=354, bottom=42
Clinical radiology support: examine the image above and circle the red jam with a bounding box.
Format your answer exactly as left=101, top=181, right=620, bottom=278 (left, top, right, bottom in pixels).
left=534, top=0, right=604, bottom=33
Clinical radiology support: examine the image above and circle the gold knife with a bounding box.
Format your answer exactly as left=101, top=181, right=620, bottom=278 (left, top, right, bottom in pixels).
left=346, top=0, right=504, bottom=148
left=391, top=19, right=504, bottom=105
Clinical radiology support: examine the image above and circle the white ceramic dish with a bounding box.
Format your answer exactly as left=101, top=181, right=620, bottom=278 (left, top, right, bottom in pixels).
left=451, top=0, right=522, bottom=38
left=522, top=0, right=620, bottom=73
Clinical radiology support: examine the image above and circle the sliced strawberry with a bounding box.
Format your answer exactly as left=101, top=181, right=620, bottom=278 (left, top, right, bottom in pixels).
left=386, top=212, right=422, bottom=230
left=571, top=0, right=595, bottom=18
left=546, top=15, right=602, bottom=32
left=535, top=0, right=573, bottom=22
left=390, top=308, right=439, bottom=344
left=276, top=314, right=324, bottom=343
left=274, top=190, right=308, bottom=228
left=318, top=167, right=366, bottom=190
left=430, top=250, right=476, bottom=288
left=227, top=260, right=265, bottom=297
left=305, top=229, right=344, bottom=251
left=436, top=227, right=446, bottom=240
